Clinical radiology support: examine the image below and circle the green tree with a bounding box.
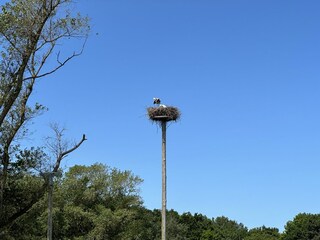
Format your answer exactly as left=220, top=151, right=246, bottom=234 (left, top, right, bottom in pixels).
left=58, top=163, right=144, bottom=239
left=180, top=212, right=212, bottom=240
left=281, top=213, right=320, bottom=240
left=0, top=174, right=47, bottom=240
left=1, top=163, right=145, bottom=239
left=201, top=216, right=248, bottom=240
left=118, top=207, right=160, bottom=240
left=61, top=164, right=143, bottom=210
left=0, top=0, right=89, bottom=232
left=244, top=226, right=281, bottom=240
left=167, top=209, right=189, bottom=240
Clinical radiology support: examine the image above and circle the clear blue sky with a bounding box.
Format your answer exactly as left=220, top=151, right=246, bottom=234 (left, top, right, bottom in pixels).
left=28, top=0, right=320, bottom=231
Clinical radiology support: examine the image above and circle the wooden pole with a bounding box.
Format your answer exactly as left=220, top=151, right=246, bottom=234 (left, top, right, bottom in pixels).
left=161, top=120, right=167, bottom=240
left=47, top=173, right=54, bottom=240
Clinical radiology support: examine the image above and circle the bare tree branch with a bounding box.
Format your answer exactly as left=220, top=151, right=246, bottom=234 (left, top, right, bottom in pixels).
left=23, top=38, right=86, bottom=81
left=53, top=133, right=87, bottom=172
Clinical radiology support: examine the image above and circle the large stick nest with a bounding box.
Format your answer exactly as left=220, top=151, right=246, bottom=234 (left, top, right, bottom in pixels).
left=147, top=106, right=181, bottom=122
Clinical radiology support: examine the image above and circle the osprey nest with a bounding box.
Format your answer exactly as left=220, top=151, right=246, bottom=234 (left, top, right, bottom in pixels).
left=147, top=106, right=181, bottom=122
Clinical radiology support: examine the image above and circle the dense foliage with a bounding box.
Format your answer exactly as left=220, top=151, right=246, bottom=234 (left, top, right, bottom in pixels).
left=0, top=162, right=319, bottom=239
left=281, top=213, right=320, bottom=240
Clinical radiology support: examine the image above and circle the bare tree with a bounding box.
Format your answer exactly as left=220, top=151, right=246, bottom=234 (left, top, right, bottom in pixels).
left=45, top=123, right=87, bottom=173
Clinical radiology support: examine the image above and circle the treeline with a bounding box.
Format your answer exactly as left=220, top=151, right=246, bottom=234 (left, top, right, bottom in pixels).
left=1, top=163, right=320, bottom=240
left=1, top=0, right=319, bottom=239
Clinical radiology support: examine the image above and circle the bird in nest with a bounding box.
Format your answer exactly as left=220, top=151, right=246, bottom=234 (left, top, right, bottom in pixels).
left=153, top=98, right=166, bottom=108
left=153, top=97, right=161, bottom=104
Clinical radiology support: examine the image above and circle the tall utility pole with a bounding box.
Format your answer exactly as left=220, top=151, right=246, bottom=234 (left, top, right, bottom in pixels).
left=147, top=101, right=180, bottom=240
left=47, top=173, right=54, bottom=240
left=41, top=171, right=60, bottom=240
left=161, top=120, right=167, bottom=240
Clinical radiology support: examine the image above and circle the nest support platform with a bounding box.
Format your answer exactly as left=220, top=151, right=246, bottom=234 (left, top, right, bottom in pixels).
left=147, top=106, right=181, bottom=122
